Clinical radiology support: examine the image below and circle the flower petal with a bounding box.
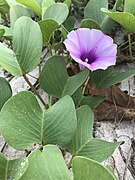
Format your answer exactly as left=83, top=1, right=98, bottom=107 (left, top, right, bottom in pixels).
left=64, top=39, right=81, bottom=56
left=96, top=44, right=117, bottom=58
left=75, top=28, right=104, bottom=55
left=64, top=28, right=117, bottom=71
left=69, top=52, right=92, bottom=70
left=90, top=57, right=116, bottom=71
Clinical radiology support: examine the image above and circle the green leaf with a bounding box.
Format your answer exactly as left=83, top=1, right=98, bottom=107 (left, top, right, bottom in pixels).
left=0, top=43, right=22, bottom=76
left=0, top=91, right=77, bottom=150
left=6, top=0, right=21, bottom=6
left=16, top=0, right=41, bottom=16
left=0, top=153, right=28, bottom=180
left=76, top=138, right=121, bottom=162
left=73, top=156, right=117, bottom=180
left=43, top=95, right=77, bottom=146
left=13, top=16, right=42, bottom=74
left=0, top=29, right=5, bottom=37
left=0, top=0, right=9, bottom=14
left=71, top=88, right=83, bottom=108
left=72, top=0, right=86, bottom=7
left=0, top=91, right=42, bottom=150
left=84, top=0, right=115, bottom=33
left=39, top=19, right=58, bottom=45
left=0, top=77, right=12, bottom=110
left=39, top=56, right=68, bottom=98
left=90, top=67, right=135, bottom=89
left=0, top=25, right=12, bottom=37
left=36, top=0, right=43, bottom=6
left=67, top=106, right=121, bottom=162
left=72, top=88, right=104, bottom=109
left=102, top=8, right=135, bottom=33
left=10, top=5, right=32, bottom=28
left=39, top=55, right=89, bottom=98
left=64, top=0, right=71, bottom=8
left=43, top=3, right=69, bottom=25
left=20, top=145, right=72, bottom=180
left=84, top=0, right=108, bottom=25
left=63, top=16, right=76, bottom=31
left=80, top=19, right=101, bottom=30
left=41, top=0, right=55, bottom=19
left=62, top=70, right=89, bottom=97
left=67, top=106, right=94, bottom=153
left=124, top=0, right=135, bottom=16
left=0, top=0, right=6, bottom=5
left=80, top=96, right=105, bottom=109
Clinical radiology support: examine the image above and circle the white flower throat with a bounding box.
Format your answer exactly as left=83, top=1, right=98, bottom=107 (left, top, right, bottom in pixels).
left=85, top=58, right=89, bottom=63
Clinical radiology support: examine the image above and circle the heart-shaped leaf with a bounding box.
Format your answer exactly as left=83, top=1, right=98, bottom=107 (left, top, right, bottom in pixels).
left=63, top=16, right=76, bottom=31
left=10, top=5, right=32, bottom=28
left=41, top=0, right=55, bottom=19
left=0, top=153, right=28, bottom=180
left=39, top=55, right=89, bottom=99
left=67, top=106, right=121, bottom=162
left=90, top=67, right=135, bottom=89
left=0, top=43, right=22, bottom=76
left=39, top=19, right=58, bottom=45
left=13, top=16, right=42, bottom=74
left=84, top=0, right=115, bottom=33
left=0, top=77, right=12, bottom=110
left=0, top=91, right=77, bottom=150
left=80, top=19, right=101, bottom=30
left=102, top=8, right=135, bottom=33
left=20, top=145, right=72, bottom=180
left=84, top=0, right=108, bottom=25
left=16, top=0, right=41, bottom=16
left=73, top=156, right=117, bottom=180
left=43, top=3, right=69, bottom=25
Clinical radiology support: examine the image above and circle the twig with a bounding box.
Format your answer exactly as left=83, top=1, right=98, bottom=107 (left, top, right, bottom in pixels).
left=114, top=80, right=131, bottom=126
left=111, top=156, right=121, bottom=180
left=1, top=142, right=7, bottom=152
left=123, top=144, right=133, bottom=180
left=23, top=74, right=48, bottom=109
left=128, top=33, right=133, bottom=61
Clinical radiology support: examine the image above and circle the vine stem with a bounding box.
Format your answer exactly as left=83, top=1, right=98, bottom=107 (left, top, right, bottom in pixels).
left=48, top=44, right=52, bottom=56
left=49, top=95, right=53, bottom=107
left=23, top=74, right=48, bottom=109
left=128, top=33, right=133, bottom=61
left=82, top=76, right=90, bottom=95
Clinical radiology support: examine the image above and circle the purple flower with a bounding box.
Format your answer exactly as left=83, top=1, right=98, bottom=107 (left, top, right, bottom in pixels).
left=64, top=28, right=117, bottom=71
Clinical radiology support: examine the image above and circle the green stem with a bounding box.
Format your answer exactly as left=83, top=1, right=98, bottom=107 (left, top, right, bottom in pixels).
left=49, top=95, right=53, bottom=107
left=23, top=74, right=48, bottom=109
left=48, top=44, right=52, bottom=56
left=128, top=33, right=133, bottom=61
left=82, top=76, right=90, bottom=95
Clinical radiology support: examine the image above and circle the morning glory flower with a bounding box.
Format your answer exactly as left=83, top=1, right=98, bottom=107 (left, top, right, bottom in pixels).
left=64, top=28, right=117, bottom=71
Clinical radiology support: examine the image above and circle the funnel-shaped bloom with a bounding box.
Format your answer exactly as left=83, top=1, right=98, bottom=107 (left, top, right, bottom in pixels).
left=64, top=28, right=117, bottom=71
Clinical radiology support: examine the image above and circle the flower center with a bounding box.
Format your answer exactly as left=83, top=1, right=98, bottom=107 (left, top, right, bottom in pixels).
left=85, top=58, right=89, bottom=63
left=81, top=52, right=96, bottom=64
